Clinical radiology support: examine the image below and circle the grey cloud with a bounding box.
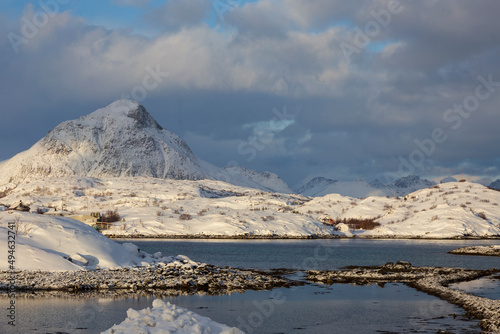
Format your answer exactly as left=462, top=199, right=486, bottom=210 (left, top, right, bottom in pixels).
left=145, top=0, right=212, bottom=32
left=1, top=1, right=500, bottom=186
left=224, top=1, right=292, bottom=40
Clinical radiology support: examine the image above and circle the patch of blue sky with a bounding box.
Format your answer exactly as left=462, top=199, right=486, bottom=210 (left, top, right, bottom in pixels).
left=308, top=19, right=352, bottom=34
left=0, top=0, right=28, bottom=16
left=70, top=1, right=145, bottom=29
left=366, top=40, right=392, bottom=53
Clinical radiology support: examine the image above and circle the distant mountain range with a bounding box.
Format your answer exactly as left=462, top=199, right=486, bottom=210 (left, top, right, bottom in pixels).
left=489, top=179, right=500, bottom=190
left=1, top=99, right=494, bottom=198
left=0, top=100, right=291, bottom=193
left=296, top=175, right=436, bottom=198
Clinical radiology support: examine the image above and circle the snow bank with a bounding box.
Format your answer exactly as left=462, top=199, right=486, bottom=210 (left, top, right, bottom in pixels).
left=0, top=211, right=174, bottom=271
left=102, top=299, right=244, bottom=334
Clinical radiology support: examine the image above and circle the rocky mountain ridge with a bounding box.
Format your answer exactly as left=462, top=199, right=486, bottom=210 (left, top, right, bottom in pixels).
left=0, top=100, right=291, bottom=193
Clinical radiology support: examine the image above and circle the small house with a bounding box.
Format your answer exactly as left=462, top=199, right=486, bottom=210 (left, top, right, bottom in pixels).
left=317, top=214, right=335, bottom=226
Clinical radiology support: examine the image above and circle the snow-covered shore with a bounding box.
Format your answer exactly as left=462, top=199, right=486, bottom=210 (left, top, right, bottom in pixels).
left=0, top=261, right=291, bottom=293
left=102, top=299, right=244, bottom=334
left=0, top=211, right=170, bottom=271
left=412, top=274, right=500, bottom=333
left=449, top=245, right=500, bottom=257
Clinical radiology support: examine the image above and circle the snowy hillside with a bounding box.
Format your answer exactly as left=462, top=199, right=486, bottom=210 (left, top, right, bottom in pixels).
left=0, top=210, right=184, bottom=271
left=300, top=181, right=500, bottom=238
left=1, top=177, right=499, bottom=239
left=0, top=176, right=328, bottom=238
left=0, top=100, right=290, bottom=193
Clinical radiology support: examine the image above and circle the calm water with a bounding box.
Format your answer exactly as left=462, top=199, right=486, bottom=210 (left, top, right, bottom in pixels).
left=126, top=238, right=500, bottom=270
left=3, top=239, right=499, bottom=334
left=451, top=276, right=500, bottom=300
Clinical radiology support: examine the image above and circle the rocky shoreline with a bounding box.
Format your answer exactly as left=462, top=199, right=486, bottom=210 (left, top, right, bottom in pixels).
left=106, top=234, right=500, bottom=240
left=449, top=245, right=500, bottom=257
left=0, top=261, right=294, bottom=295
left=3, top=258, right=500, bottom=332
left=308, top=262, right=500, bottom=333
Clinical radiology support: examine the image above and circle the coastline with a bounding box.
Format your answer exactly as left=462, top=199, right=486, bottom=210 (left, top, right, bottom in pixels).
left=308, top=263, right=500, bottom=332
left=449, top=245, right=500, bottom=257
left=106, top=234, right=500, bottom=240
left=0, top=263, right=294, bottom=294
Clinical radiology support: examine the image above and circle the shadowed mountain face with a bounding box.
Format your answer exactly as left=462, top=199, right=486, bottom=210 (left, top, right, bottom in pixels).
left=296, top=175, right=436, bottom=198
left=0, top=100, right=291, bottom=193
left=489, top=179, right=500, bottom=190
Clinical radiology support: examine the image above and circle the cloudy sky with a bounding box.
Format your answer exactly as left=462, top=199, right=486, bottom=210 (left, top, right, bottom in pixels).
left=1, top=0, right=499, bottom=187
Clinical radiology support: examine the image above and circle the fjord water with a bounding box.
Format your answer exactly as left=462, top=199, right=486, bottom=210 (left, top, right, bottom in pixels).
left=6, top=239, right=500, bottom=333
left=127, top=238, right=500, bottom=270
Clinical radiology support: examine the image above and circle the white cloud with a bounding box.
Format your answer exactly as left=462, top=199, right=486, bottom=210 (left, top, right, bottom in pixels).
left=2, top=1, right=500, bottom=183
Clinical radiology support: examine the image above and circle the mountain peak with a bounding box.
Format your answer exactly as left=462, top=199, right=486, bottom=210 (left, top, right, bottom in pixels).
left=489, top=179, right=500, bottom=190
left=81, top=99, right=163, bottom=130
left=295, top=176, right=337, bottom=196
left=0, top=100, right=291, bottom=193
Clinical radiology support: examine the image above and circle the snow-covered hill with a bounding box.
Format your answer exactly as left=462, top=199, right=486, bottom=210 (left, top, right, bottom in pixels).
left=0, top=176, right=327, bottom=238
left=300, top=181, right=500, bottom=238
left=1, top=177, right=499, bottom=239
left=0, top=100, right=291, bottom=193
left=0, top=210, right=181, bottom=271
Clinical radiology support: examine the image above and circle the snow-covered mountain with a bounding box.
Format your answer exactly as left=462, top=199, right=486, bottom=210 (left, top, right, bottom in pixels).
left=295, top=177, right=337, bottom=197
left=385, top=175, right=436, bottom=196
left=296, top=175, right=436, bottom=198
left=0, top=100, right=291, bottom=193
left=301, top=180, right=386, bottom=198
left=489, top=179, right=500, bottom=190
